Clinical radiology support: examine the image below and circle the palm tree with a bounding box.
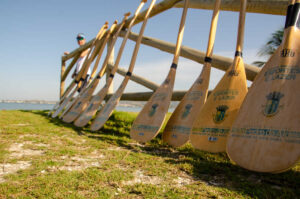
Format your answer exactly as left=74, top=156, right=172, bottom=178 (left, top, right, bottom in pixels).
left=253, top=28, right=283, bottom=67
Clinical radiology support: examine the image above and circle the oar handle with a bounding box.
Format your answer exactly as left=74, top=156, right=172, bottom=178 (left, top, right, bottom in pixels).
left=235, top=0, right=247, bottom=57
left=172, top=0, right=189, bottom=65
left=95, top=22, right=109, bottom=39
left=110, top=0, right=147, bottom=76
left=128, top=0, right=156, bottom=73
left=205, top=0, right=221, bottom=61
left=97, top=14, right=130, bottom=79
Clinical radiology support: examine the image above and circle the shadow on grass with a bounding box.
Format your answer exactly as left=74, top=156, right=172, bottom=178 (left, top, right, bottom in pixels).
left=31, top=110, right=300, bottom=199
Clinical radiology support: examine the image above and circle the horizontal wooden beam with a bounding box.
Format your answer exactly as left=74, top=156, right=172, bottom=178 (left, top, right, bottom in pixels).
left=62, top=0, right=287, bottom=62
left=105, top=91, right=185, bottom=101
left=62, top=39, right=94, bottom=61
left=105, top=90, right=213, bottom=101
left=107, top=64, right=159, bottom=91
left=119, top=30, right=260, bottom=81
left=175, top=0, right=288, bottom=15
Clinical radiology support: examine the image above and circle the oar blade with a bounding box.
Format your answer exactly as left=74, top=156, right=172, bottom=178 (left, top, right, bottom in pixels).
left=62, top=79, right=100, bottom=123
left=162, top=63, right=210, bottom=147
left=90, top=78, right=129, bottom=131
left=190, top=57, right=248, bottom=152
left=130, top=68, right=175, bottom=143
left=51, top=89, right=77, bottom=118
left=227, top=28, right=300, bottom=172
left=73, top=91, right=106, bottom=127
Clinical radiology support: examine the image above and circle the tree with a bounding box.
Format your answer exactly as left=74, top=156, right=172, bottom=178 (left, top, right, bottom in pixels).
left=253, top=28, right=283, bottom=67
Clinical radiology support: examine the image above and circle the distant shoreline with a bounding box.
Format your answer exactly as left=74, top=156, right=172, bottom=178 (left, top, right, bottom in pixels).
left=0, top=100, right=57, bottom=105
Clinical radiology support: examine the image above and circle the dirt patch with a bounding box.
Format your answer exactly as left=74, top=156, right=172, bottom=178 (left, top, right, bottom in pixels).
left=46, top=151, right=105, bottom=172
left=173, top=174, right=194, bottom=187
left=0, top=161, right=31, bottom=183
left=8, top=123, right=31, bottom=127
left=9, top=142, right=44, bottom=159
left=122, top=170, right=162, bottom=186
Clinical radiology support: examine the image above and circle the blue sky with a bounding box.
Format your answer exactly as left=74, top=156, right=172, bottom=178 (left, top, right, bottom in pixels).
left=0, top=0, right=285, bottom=101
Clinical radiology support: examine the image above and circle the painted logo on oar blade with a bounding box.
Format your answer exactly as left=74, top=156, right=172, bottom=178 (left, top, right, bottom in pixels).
left=281, top=49, right=295, bottom=57
left=213, top=105, right=229, bottom=123
left=263, top=92, right=284, bottom=117
left=181, top=104, right=192, bottom=119
left=148, top=103, right=158, bottom=117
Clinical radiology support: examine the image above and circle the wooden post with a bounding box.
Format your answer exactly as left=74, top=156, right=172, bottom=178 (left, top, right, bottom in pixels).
left=106, top=37, right=114, bottom=94
left=60, top=59, right=66, bottom=99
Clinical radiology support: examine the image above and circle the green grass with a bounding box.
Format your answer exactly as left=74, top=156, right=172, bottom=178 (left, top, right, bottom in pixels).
left=0, top=110, right=299, bottom=199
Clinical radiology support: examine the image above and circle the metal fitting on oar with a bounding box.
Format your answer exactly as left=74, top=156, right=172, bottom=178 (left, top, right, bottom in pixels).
left=171, top=63, right=177, bottom=69
left=235, top=51, right=243, bottom=57
left=204, top=56, right=212, bottom=63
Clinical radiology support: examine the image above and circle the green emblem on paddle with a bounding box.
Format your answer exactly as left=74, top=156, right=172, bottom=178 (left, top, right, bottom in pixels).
left=148, top=104, right=158, bottom=117
left=181, top=104, right=192, bottom=119
left=213, top=105, right=229, bottom=123
left=263, top=92, right=284, bottom=117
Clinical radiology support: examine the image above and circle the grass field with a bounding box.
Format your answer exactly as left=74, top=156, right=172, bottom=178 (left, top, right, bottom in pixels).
left=0, top=110, right=299, bottom=198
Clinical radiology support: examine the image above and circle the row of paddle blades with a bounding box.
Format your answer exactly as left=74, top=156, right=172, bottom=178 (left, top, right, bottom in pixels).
left=50, top=0, right=300, bottom=173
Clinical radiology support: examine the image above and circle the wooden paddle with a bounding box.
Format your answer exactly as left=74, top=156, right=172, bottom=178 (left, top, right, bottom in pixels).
left=162, top=0, right=221, bottom=148
left=190, top=0, right=248, bottom=153
left=130, top=0, right=189, bottom=143
left=227, top=0, right=300, bottom=173
left=90, top=0, right=156, bottom=131
left=51, top=21, right=118, bottom=118
left=49, top=22, right=108, bottom=115
left=61, top=13, right=131, bottom=123
left=73, top=0, right=148, bottom=128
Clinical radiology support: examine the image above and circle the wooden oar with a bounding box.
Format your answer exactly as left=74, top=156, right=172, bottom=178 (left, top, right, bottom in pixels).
left=90, top=0, right=156, bottom=131
left=48, top=22, right=108, bottom=115
left=51, top=21, right=118, bottom=118
left=227, top=0, right=300, bottom=173
left=162, top=0, right=221, bottom=147
left=73, top=0, right=147, bottom=128
left=190, top=0, right=248, bottom=153
left=61, top=13, right=131, bottom=123
left=60, top=22, right=109, bottom=100
left=130, top=0, right=189, bottom=143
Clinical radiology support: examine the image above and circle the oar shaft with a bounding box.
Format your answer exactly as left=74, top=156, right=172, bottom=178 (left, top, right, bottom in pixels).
left=172, top=0, right=189, bottom=64
left=74, top=22, right=109, bottom=83
left=111, top=0, right=147, bottom=76
left=235, top=0, right=247, bottom=55
left=205, top=0, right=221, bottom=59
left=88, top=21, right=118, bottom=78
left=285, top=0, right=295, bottom=28
left=128, top=0, right=157, bottom=73
left=97, top=14, right=130, bottom=79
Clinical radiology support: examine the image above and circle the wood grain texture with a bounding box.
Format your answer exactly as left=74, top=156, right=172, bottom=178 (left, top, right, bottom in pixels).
left=163, top=0, right=220, bottom=147
left=130, top=0, right=189, bottom=143
left=227, top=1, right=300, bottom=172
left=73, top=1, right=148, bottom=127
left=190, top=0, right=248, bottom=153
left=90, top=0, right=157, bottom=131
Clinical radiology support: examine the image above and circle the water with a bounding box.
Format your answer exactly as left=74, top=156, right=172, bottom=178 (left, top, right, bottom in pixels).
left=0, top=102, right=177, bottom=112
left=0, top=103, right=54, bottom=110
left=0, top=102, right=143, bottom=112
